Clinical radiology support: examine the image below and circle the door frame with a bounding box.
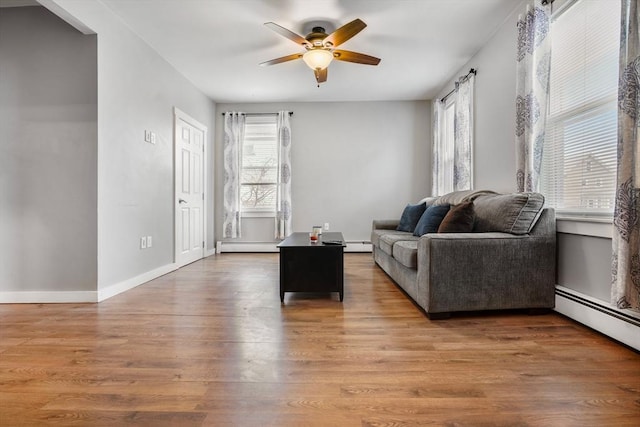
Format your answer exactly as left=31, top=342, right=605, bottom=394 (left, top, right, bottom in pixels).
left=173, top=107, right=208, bottom=266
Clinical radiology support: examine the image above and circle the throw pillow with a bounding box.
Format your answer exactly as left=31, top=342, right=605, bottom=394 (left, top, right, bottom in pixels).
left=396, top=202, right=427, bottom=232
left=413, top=204, right=450, bottom=236
left=473, top=192, right=545, bottom=234
left=438, top=201, right=475, bottom=233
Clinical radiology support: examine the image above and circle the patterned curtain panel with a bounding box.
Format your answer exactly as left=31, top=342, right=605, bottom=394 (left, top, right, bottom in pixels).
left=612, top=0, right=640, bottom=311
left=515, top=1, right=551, bottom=192
left=222, top=112, right=245, bottom=239
left=432, top=99, right=445, bottom=195
left=453, top=73, right=475, bottom=191
left=275, top=111, right=292, bottom=240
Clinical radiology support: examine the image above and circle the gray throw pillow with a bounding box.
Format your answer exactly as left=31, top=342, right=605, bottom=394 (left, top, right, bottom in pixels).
left=473, top=193, right=545, bottom=234
left=396, top=202, right=427, bottom=232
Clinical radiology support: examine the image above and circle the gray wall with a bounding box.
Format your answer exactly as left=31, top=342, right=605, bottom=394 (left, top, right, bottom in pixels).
left=48, top=0, right=217, bottom=291
left=434, top=0, right=614, bottom=305
left=0, top=6, right=97, bottom=292
left=215, top=101, right=430, bottom=243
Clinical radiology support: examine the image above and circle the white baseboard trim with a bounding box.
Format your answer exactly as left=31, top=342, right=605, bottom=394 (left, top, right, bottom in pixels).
left=555, top=285, right=640, bottom=351
left=216, top=241, right=279, bottom=253
left=216, top=240, right=373, bottom=253
left=97, top=263, right=178, bottom=302
left=205, top=248, right=217, bottom=257
left=0, top=290, right=98, bottom=304
left=345, top=242, right=372, bottom=252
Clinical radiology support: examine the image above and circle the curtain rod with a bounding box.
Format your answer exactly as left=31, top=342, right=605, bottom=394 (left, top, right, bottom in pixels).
left=221, top=112, right=293, bottom=116
left=440, top=68, right=477, bottom=102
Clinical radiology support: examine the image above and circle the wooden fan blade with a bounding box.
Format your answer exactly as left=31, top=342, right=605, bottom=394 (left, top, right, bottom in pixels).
left=264, top=22, right=310, bottom=47
left=314, top=68, right=328, bottom=84
left=323, top=18, right=366, bottom=48
left=333, top=49, right=381, bottom=66
left=260, top=53, right=303, bottom=66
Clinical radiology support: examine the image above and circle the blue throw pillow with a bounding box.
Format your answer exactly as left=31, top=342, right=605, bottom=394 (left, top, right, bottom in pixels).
left=413, top=204, right=451, bottom=236
left=396, top=202, right=427, bottom=232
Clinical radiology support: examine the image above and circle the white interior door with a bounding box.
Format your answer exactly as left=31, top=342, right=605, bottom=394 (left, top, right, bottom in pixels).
left=175, top=109, right=206, bottom=267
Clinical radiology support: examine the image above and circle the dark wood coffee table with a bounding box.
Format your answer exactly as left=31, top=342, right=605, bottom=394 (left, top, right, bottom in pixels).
left=277, top=232, right=346, bottom=302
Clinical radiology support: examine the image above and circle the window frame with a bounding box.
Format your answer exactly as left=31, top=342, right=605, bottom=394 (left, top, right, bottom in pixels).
left=540, top=0, right=620, bottom=221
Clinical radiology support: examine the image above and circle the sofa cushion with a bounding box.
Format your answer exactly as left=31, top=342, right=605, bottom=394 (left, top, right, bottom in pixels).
left=396, top=202, right=427, bottom=232
left=371, top=229, right=410, bottom=249
left=438, top=201, right=476, bottom=233
left=473, top=192, right=545, bottom=234
left=414, top=204, right=450, bottom=236
left=393, top=240, right=418, bottom=269
left=379, top=232, right=417, bottom=255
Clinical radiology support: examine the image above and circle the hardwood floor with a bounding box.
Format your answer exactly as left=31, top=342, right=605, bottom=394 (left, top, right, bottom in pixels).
left=1, top=253, right=639, bottom=426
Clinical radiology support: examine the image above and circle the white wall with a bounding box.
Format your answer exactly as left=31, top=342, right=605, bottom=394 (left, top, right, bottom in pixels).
left=19, top=0, right=217, bottom=298
left=215, top=101, right=430, bottom=243
left=0, top=6, right=97, bottom=293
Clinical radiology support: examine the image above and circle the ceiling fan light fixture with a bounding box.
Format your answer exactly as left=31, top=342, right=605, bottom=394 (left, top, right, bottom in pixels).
left=302, top=49, right=333, bottom=70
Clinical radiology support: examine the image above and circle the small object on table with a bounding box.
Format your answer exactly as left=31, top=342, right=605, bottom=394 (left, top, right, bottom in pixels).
left=322, top=240, right=343, bottom=245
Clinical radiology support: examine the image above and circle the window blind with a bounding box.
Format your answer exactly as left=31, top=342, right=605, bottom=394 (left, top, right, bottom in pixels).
left=241, top=115, right=278, bottom=212
left=540, top=0, right=620, bottom=216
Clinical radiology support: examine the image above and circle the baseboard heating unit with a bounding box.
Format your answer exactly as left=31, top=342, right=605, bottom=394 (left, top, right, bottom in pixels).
left=555, top=285, right=640, bottom=351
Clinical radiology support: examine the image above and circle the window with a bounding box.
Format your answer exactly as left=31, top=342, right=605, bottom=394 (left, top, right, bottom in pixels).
left=240, top=115, right=278, bottom=214
left=540, top=0, right=620, bottom=217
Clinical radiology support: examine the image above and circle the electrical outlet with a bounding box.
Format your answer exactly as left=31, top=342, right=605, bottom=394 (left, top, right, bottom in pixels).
left=150, top=132, right=156, bottom=144
left=324, top=222, right=330, bottom=231
left=140, top=236, right=147, bottom=249
left=144, top=130, right=151, bottom=143
left=147, top=236, right=152, bottom=248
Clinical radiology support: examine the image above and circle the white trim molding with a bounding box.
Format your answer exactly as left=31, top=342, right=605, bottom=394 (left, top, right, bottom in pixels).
left=97, top=263, right=177, bottom=302
left=0, top=263, right=179, bottom=304
left=556, top=217, right=613, bottom=238
left=0, top=290, right=97, bottom=304
left=555, top=285, right=640, bottom=351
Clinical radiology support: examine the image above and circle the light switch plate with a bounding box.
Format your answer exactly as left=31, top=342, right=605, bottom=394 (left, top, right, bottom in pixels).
left=144, top=130, right=151, bottom=143
left=147, top=236, right=153, bottom=247
left=150, top=132, right=156, bottom=144
left=140, top=237, right=147, bottom=249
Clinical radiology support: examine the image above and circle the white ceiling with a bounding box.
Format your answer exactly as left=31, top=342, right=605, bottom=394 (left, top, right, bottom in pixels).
left=63, top=0, right=519, bottom=103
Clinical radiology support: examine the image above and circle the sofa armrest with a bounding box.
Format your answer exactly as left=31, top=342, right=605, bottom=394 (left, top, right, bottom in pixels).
left=372, top=219, right=400, bottom=230
left=416, top=232, right=556, bottom=313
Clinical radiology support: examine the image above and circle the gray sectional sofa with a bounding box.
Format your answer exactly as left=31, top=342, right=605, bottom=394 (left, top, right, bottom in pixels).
left=371, top=190, right=556, bottom=319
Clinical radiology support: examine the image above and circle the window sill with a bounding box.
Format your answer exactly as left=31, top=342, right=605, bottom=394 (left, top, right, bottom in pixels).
left=241, top=211, right=275, bottom=218
left=556, top=216, right=613, bottom=238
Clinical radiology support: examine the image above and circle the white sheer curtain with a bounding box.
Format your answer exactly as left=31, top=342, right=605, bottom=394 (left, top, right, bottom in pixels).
left=432, top=99, right=446, bottom=196
left=453, top=72, right=475, bottom=191
left=432, top=71, right=475, bottom=195
left=515, top=0, right=551, bottom=192
left=275, top=111, right=292, bottom=239
left=222, top=112, right=244, bottom=238
left=612, top=0, right=640, bottom=311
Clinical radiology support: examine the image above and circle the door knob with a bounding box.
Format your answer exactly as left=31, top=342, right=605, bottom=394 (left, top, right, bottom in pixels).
left=179, top=199, right=187, bottom=204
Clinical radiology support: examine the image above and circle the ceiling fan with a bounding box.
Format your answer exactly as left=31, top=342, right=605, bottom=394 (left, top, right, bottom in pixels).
left=260, top=18, right=381, bottom=86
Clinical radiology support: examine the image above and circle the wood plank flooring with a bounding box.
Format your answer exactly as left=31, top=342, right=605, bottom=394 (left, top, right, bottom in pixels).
left=1, top=253, right=639, bottom=426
